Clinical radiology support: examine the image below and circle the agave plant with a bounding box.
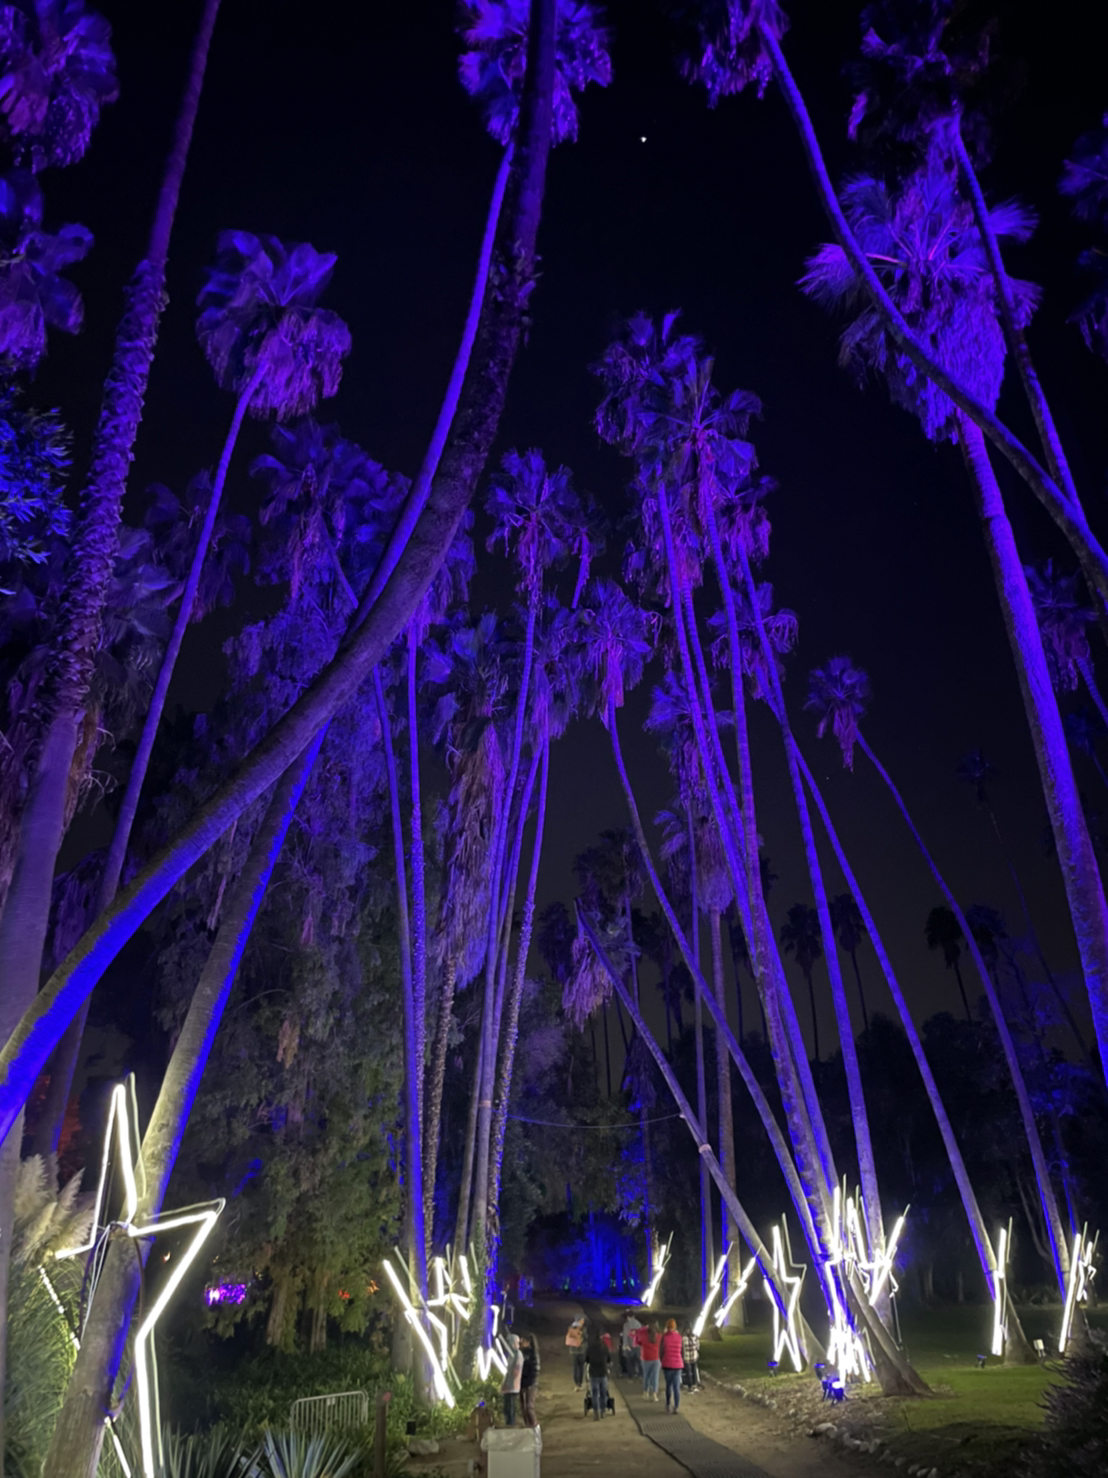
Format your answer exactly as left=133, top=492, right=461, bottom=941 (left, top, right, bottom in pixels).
left=255, top=1430, right=359, bottom=1478
left=0, top=0, right=118, bottom=172
left=157, top=1425, right=257, bottom=1478
left=0, top=167, right=90, bottom=367
left=196, top=233, right=352, bottom=421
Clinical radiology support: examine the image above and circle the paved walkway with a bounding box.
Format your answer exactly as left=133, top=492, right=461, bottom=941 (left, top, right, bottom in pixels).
left=617, top=1374, right=775, bottom=1478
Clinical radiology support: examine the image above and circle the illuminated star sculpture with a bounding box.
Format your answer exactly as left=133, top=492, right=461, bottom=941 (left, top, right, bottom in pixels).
left=765, top=1220, right=805, bottom=1372
left=990, top=1220, right=1012, bottom=1358
left=54, top=1077, right=224, bottom=1478
left=640, top=1232, right=673, bottom=1308
left=382, top=1255, right=456, bottom=1405
left=823, top=1183, right=907, bottom=1381
left=1059, top=1225, right=1099, bottom=1354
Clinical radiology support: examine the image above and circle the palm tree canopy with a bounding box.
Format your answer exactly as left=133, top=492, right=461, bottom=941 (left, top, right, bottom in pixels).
left=457, top=0, right=611, bottom=145
left=956, top=746, right=995, bottom=806
left=0, top=0, right=118, bottom=172
left=799, top=152, right=1038, bottom=441
left=830, top=892, right=866, bottom=955
left=1059, top=112, right=1108, bottom=358
left=196, top=232, right=352, bottom=420
left=143, top=472, right=250, bottom=620
left=924, top=903, right=963, bottom=969
left=965, top=902, right=1006, bottom=969
left=1025, top=559, right=1094, bottom=692
left=709, top=578, right=797, bottom=690
left=0, top=168, right=90, bottom=367
left=780, top=900, right=822, bottom=977
left=805, top=655, right=871, bottom=770
left=485, top=447, right=588, bottom=604
left=672, top=0, right=788, bottom=106
left=0, top=385, right=69, bottom=577
left=577, top=575, right=655, bottom=721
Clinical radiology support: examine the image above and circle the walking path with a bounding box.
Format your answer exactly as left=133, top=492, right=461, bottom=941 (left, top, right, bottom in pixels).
left=618, top=1377, right=774, bottom=1478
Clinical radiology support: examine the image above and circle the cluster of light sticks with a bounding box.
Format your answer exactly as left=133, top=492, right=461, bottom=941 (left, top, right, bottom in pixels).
left=42, top=1077, right=224, bottom=1478
left=382, top=1245, right=515, bottom=1406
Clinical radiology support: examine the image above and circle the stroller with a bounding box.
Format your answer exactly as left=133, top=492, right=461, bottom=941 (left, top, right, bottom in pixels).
left=584, top=1391, right=616, bottom=1416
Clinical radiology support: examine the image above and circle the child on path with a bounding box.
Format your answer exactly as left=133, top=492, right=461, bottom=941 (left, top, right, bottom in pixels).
left=635, top=1322, right=661, bottom=1400
left=659, top=1319, right=684, bottom=1412
left=501, top=1333, right=523, bottom=1426
left=682, top=1325, right=701, bottom=1391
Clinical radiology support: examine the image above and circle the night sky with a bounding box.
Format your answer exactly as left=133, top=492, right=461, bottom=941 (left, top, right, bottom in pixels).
left=36, top=0, right=1108, bottom=1059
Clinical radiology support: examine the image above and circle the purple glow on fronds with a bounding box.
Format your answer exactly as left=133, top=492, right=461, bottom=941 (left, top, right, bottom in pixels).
left=204, top=1281, right=247, bottom=1307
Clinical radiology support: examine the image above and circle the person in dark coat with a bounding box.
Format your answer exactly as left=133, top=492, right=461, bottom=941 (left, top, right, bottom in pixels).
left=519, top=1333, right=541, bottom=1428
left=585, top=1328, right=611, bottom=1420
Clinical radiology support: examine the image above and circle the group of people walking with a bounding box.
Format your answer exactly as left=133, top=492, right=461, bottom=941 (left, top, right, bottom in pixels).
left=566, top=1313, right=703, bottom=1417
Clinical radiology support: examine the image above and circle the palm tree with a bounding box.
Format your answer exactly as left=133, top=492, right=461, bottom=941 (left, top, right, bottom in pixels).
left=0, top=0, right=560, bottom=1150
left=801, top=156, right=1108, bottom=1095
left=779, top=904, right=822, bottom=1063
left=808, top=655, right=1073, bottom=1313
left=924, top=905, right=973, bottom=1021
left=0, top=0, right=118, bottom=172
left=1026, top=560, right=1108, bottom=728
left=35, top=240, right=352, bottom=1164
left=0, top=170, right=91, bottom=368
left=830, top=893, right=869, bottom=1032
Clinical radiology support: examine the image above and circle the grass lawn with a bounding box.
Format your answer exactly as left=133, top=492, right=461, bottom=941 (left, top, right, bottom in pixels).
left=697, top=1302, right=1106, bottom=1475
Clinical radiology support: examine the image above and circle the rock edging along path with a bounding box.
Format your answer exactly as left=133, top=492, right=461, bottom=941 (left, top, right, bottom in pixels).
left=619, top=1378, right=776, bottom=1478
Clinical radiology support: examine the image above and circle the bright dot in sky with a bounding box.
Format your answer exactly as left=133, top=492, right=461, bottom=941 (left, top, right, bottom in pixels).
left=640, top=135, right=647, bottom=142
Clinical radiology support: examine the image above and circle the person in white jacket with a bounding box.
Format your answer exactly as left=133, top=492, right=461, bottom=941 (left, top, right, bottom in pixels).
left=500, top=1333, right=523, bottom=1426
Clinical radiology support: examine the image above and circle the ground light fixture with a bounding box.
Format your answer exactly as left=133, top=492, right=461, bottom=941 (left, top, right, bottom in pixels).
left=53, top=1076, right=224, bottom=1478
left=1058, top=1225, right=1099, bottom=1354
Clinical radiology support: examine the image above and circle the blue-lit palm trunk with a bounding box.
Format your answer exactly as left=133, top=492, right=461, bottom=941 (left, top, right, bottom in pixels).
left=42, top=734, right=324, bottom=1478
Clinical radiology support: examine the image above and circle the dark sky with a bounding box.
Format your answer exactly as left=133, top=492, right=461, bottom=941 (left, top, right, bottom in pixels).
left=35, top=0, right=1108, bottom=1060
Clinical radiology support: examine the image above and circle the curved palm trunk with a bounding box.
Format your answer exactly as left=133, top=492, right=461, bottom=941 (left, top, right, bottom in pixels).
left=454, top=1034, right=484, bottom=1254
left=374, top=668, right=427, bottom=1302
left=709, top=908, right=738, bottom=1321
left=43, top=730, right=323, bottom=1478
left=848, top=948, right=869, bottom=1033
left=33, top=367, right=263, bottom=1159
left=802, top=967, right=820, bottom=1063
left=0, top=0, right=558, bottom=1145
left=756, top=26, right=1108, bottom=607
left=488, top=737, right=549, bottom=1247
left=794, top=744, right=1035, bottom=1360
left=1077, top=657, right=1108, bottom=732
left=689, top=821, right=714, bottom=1297
left=858, top=699, right=1070, bottom=1304
left=423, top=956, right=455, bottom=1252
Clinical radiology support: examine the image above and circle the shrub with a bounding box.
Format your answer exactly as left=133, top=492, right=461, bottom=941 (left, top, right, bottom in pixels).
left=1019, top=1332, right=1108, bottom=1478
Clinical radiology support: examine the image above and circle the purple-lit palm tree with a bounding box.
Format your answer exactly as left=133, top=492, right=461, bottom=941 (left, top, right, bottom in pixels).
left=0, top=0, right=560, bottom=1154
left=1026, top=560, right=1108, bottom=727
left=801, top=157, right=1108, bottom=1098
left=36, top=240, right=351, bottom=1164
left=0, top=169, right=90, bottom=368
left=807, top=655, right=1070, bottom=1317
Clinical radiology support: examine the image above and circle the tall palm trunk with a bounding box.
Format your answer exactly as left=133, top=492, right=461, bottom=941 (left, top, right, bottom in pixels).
left=424, top=956, right=455, bottom=1252
left=0, top=4, right=222, bottom=1443
left=43, top=731, right=323, bottom=1478
left=374, top=668, right=427, bottom=1298
left=794, top=744, right=1035, bottom=1360
left=689, top=829, right=713, bottom=1296
left=488, top=738, right=549, bottom=1242
left=709, top=908, right=738, bottom=1320
left=847, top=946, right=869, bottom=1032
left=33, top=366, right=263, bottom=1159
left=755, top=26, right=1108, bottom=610
left=472, top=598, right=538, bottom=1253
left=0, top=0, right=559, bottom=1145
left=408, top=623, right=429, bottom=1121
left=858, top=698, right=1070, bottom=1300
left=454, top=1034, right=484, bottom=1254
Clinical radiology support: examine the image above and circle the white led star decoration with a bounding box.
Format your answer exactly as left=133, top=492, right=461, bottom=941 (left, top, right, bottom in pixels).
left=765, top=1219, right=805, bottom=1372
left=640, top=1231, right=672, bottom=1308
left=1059, top=1225, right=1099, bottom=1354
left=822, top=1183, right=908, bottom=1382
left=990, top=1220, right=1012, bottom=1358
left=54, top=1076, right=224, bottom=1478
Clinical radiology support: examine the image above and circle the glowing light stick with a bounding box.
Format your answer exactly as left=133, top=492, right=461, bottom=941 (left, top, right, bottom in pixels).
left=382, top=1258, right=455, bottom=1405
left=693, top=1248, right=730, bottom=1337
left=766, top=1221, right=805, bottom=1372
left=991, top=1221, right=1011, bottom=1358
left=53, top=1076, right=223, bottom=1478
left=714, top=1256, right=757, bottom=1328
left=640, top=1232, right=673, bottom=1308
left=1059, top=1226, right=1099, bottom=1354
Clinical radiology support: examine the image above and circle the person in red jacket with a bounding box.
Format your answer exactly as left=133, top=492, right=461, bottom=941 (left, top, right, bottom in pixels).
left=634, top=1322, right=661, bottom=1400
left=659, top=1318, right=684, bottom=1412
